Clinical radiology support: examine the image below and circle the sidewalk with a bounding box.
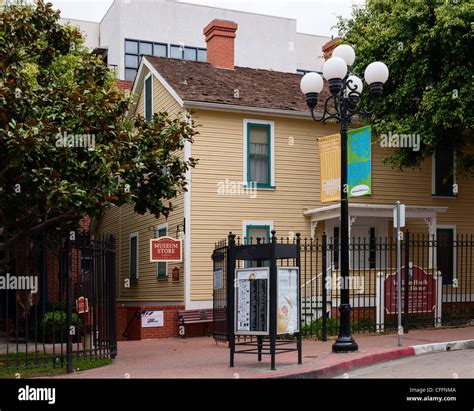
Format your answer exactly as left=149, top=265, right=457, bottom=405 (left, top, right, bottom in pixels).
left=54, top=326, right=474, bottom=379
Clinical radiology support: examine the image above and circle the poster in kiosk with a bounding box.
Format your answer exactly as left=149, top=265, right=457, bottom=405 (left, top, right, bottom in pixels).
left=235, top=267, right=269, bottom=335
left=234, top=267, right=300, bottom=336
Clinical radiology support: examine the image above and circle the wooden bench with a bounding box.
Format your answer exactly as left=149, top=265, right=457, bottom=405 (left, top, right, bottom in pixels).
left=177, top=309, right=213, bottom=338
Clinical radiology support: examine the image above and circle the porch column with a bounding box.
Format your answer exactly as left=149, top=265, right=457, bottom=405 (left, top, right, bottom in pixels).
left=311, top=221, right=318, bottom=239
left=424, top=216, right=437, bottom=269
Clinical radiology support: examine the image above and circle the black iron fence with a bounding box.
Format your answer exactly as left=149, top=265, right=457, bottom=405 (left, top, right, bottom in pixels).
left=213, top=232, right=474, bottom=341
left=0, top=233, right=116, bottom=374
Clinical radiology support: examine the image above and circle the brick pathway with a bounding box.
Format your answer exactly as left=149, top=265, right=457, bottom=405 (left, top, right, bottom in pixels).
left=53, top=326, right=474, bottom=378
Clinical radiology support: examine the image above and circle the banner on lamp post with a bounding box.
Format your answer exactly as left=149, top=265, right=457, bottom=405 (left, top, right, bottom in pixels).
left=347, top=125, right=372, bottom=198
left=319, top=133, right=341, bottom=203
left=319, top=126, right=372, bottom=202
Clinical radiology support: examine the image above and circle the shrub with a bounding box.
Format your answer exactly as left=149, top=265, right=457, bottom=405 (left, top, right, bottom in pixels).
left=41, top=311, right=81, bottom=343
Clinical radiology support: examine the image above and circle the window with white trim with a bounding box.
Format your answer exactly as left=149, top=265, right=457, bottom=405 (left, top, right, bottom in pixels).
left=244, top=120, right=275, bottom=188
left=437, top=227, right=455, bottom=284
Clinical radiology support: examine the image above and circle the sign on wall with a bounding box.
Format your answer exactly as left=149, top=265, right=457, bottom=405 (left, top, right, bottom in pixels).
left=319, top=126, right=372, bottom=202
left=235, top=267, right=269, bottom=335
left=141, top=310, right=164, bottom=328
left=277, top=267, right=299, bottom=334
left=347, top=125, right=372, bottom=198
left=384, top=265, right=436, bottom=314
left=150, top=237, right=182, bottom=262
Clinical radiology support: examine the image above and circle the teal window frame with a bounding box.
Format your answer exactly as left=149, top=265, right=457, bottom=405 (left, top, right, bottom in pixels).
left=246, top=122, right=273, bottom=188
left=144, top=75, right=152, bottom=121
left=245, top=224, right=271, bottom=268
left=156, top=226, right=168, bottom=279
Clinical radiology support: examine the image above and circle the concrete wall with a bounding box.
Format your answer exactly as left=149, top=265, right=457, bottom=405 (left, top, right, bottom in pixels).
left=62, top=0, right=329, bottom=79
left=295, top=32, right=329, bottom=72
left=60, top=18, right=100, bottom=50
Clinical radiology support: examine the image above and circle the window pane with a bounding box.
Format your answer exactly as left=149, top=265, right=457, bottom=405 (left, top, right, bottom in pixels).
left=247, top=226, right=269, bottom=243
left=435, top=147, right=454, bottom=196
left=170, top=45, right=183, bottom=59
left=125, top=68, right=137, bottom=81
left=125, top=54, right=138, bottom=68
left=130, top=237, right=137, bottom=278
left=145, top=76, right=152, bottom=121
left=139, top=41, right=153, bottom=56
left=246, top=226, right=270, bottom=267
left=437, top=228, right=454, bottom=284
left=197, top=49, right=207, bottom=62
left=154, top=43, right=167, bottom=57
left=184, top=47, right=197, bottom=61
left=157, top=227, right=167, bottom=278
left=249, top=126, right=269, bottom=185
left=125, top=40, right=138, bottom=54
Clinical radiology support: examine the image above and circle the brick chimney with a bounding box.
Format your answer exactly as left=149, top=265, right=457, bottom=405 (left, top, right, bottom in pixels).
left=322, top=37, right=341, bottom=60
left=203, top=19, right=238, bottom=69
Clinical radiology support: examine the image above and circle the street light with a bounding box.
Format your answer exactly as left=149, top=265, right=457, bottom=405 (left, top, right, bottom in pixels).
left=300, top=44, right=389, bottom=353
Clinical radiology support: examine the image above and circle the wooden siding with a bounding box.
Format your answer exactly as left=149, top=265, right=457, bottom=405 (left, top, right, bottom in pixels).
left=189, top=109, right=474, bottom=302
left=97, top=67, right=185, bottom=302
left=189, top=110, right=339, bottom=301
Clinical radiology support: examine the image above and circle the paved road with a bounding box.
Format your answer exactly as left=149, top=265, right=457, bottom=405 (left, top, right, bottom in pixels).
left=336, top=349, right=474, bottom=378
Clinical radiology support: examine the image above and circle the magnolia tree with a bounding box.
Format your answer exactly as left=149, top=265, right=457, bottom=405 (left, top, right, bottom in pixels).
left=337, top=0, right=473, bottom=174
left=0, top=1, right=197, bottom=266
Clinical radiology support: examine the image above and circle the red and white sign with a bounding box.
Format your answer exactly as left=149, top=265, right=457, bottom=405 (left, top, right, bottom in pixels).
left=385, top=265, right=436, bottom=314
left=150, top=237, right=182, bottom=262
left=76, top=296, right=89, bottom=314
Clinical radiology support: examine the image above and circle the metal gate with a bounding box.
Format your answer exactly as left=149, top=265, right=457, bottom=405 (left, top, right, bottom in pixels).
left=213, top=232, right=474, bottom=341
left=0, top=233, right=116, bottom=373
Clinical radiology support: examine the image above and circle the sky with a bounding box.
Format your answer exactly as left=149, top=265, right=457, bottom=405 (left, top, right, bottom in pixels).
left=50, top=0, right=365, bottom=37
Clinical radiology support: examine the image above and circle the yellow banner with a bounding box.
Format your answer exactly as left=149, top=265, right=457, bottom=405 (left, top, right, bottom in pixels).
left=319, top=133, right=341, bottom=203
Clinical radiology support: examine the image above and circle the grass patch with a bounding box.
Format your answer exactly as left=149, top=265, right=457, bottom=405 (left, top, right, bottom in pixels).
left=0, top=354, right=112, bottom=378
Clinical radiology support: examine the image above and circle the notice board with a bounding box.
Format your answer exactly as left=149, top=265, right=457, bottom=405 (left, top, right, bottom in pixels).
left=235, top=267, right=269, bottom=335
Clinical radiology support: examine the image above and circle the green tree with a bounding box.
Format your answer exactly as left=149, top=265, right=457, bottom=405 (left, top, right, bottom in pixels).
left=337, top=0, right=473, bottom=173
left=0, top=1, right=197, bottom=262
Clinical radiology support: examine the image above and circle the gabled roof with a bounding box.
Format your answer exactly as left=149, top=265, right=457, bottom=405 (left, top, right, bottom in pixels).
left=141, top=55, right=331, bottom=115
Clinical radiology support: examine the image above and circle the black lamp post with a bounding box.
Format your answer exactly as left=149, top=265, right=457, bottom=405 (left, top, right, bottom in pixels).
left=300, top=44, right=389, bottom=353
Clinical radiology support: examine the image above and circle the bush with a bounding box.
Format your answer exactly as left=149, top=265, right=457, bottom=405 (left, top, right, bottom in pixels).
left=301, top=317, right=339, bottom=339
left=41, top=311, right=81, bottom=343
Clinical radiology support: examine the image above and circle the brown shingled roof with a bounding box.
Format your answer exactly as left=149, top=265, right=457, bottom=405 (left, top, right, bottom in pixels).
left=144, top=56, right=330, bottom=113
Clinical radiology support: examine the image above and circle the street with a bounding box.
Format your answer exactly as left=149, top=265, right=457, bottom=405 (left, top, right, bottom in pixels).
left=336, top=350, right=474, bottom=378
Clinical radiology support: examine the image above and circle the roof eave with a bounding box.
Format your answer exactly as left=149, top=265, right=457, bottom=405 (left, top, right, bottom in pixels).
left=182, top=100, right=326, bottom=120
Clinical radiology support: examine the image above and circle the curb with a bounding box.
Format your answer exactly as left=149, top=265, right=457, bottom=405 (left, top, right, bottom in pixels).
left=412, top=339, right=474, bottom=356
left=275, top=339, right=474, bottom=379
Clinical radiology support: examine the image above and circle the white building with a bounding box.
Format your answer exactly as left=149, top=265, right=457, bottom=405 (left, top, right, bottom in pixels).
left=60, top=0, right=329, bottom=81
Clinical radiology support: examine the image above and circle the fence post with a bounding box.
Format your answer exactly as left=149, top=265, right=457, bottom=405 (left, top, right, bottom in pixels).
left=403, top=231, right=410, bottom=333
left=435, top=271, right=443, bottom=327
left=227, top=232, right=236, bottom=367
left=376, top=272, right=385, bottom=333
left=66, top=237, right=73, bottom=374
left=295, top=233, right=302, bottom=364
left=109, top=236, right=117, bottom=358
left=321, top=233, right=327, bottom=342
